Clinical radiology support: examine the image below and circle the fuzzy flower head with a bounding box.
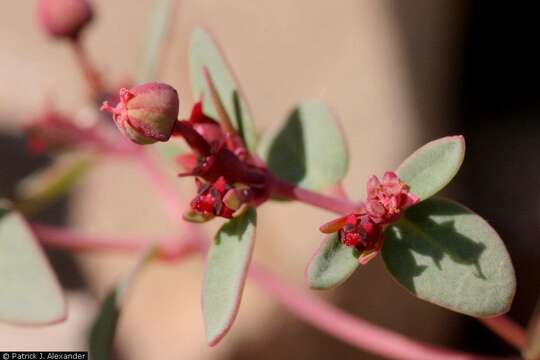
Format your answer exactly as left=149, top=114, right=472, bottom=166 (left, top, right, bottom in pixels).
left=101, top=82, right=179, bottom=145
left=365, top=171, right=420, bottom=224
left=320, top=171, right=419, bottom=265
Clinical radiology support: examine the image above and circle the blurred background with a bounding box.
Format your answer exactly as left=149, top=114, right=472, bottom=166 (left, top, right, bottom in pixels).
left=1, top=1, right=539, bottom=359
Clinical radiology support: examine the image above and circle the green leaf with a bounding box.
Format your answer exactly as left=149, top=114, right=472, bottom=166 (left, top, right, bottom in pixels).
left=0, top=204, right=65, bottom=324
left=382, top=197, right=515, bottom=317
left=89, top=246, right=157, bottom=360
left=202, top=207, right=257, bottom=345
left=190, top=27, right=257, bottom=152
left=15, top=152, right=95, bottom=215
left=306, top=233, right=358, bottom=289
left=524, top=300, right=540, bottom=360
left=259, top=101, right=349, bottom=191
left=137, top=0, right=176, bottom=83
left=396, top=136, right=465, bottom=201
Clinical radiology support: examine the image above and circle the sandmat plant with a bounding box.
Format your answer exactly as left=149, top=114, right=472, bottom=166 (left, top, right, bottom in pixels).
left=1, top=1, right=537, bottom=359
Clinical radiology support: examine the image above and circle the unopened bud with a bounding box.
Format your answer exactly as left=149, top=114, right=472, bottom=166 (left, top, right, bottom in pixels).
left=38, top=0, right=94, bottom=39
left=101, top=82, right=179, bottom=145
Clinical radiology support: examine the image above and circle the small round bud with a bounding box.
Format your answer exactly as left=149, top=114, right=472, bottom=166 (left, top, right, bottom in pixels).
left=38, top=0, right=94, bottom=39
left=101, top=82, right=180, bottom=145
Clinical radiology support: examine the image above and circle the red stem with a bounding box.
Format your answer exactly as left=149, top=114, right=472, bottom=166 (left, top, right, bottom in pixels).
left=31, top=223, right=198, bottom=262
left=271, top=176, right=359, bottom=214
left=249, top=264, right=506, bottom=360
left=70, top=39, right=105, bottom=96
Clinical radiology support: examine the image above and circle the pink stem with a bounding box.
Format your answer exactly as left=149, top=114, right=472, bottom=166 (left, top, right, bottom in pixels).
left=479, top=317, right=527, bottom=351
left=271, top=177, right=359, bottom=214
left=31, top=223, right=198, bottom=262
left=70, top=40, right=105, bottom=96
left=249, top=264, right=504, bottom=360
left=31, top=221, right=520, bottom=359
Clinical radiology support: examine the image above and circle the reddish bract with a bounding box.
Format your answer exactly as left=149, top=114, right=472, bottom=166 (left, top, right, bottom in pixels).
left=175, top=102, right=270, bottom=220
left=320, top=171, right=419, bottom=265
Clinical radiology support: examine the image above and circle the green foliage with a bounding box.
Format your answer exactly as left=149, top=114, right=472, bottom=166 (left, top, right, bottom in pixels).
left=259, top=101, right=348, bottom=192
left=190, top=27, right=257, bottom=152
left=382, top=197, right=515, bottom=317
left=0, top=204, right=65, bottom=324
left=397, top=136, right=465, bottom=201
left=202, top=207, right=257, bottom=345
left=306, top=233, right=358, bottom=289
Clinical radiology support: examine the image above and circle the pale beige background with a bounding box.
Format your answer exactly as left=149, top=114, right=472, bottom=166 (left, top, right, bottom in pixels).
left=0, top=1, right=463, bottom=359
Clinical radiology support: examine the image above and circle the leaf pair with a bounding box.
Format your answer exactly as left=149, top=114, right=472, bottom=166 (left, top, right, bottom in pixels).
left=307, top=136, right=516, bottom=318
left=189, top=25, right=352, bottom=346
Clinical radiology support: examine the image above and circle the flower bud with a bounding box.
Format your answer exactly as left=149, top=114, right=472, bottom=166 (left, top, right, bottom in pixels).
left=38, top=0, right=94, bottom=39
left=101, top=82, right=180, bottom=145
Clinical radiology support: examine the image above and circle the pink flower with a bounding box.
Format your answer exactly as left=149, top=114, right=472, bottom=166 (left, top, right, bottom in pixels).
left=365, top=171, right=420, bottom=224
left=101, top=82, right=179, bottom=145
left=320, top=171, right=419, bottom=265
left=38, top=0, right=93, bottom=39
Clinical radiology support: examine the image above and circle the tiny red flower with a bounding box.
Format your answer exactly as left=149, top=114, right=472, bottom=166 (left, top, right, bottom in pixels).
left=38, top=0, right=93, bottom=39
left=185, top=177, right=252, bottom=222
left=174, top=101, right=271, bottom=221
left=320, top=171, right=419, bottom=265
left=101, top=82, right=179, bottom=145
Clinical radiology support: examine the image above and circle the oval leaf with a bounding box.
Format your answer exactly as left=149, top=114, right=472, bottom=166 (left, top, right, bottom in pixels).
left=90, top=246, right=157, bottom=360
left=0, top=206, right=65, bottom=324
left=382, top=197, right=515, bottom=317
left=203, top=207, right=257, bottom=345
left=306, top=233, right=358, bottom=289
left=396, top=136, right=465, bottom=201
left=137, top=0, right=176, bottom=83
left=190, top=27, right=257, bottom=152
left=259, top=101, right=349, bottom=192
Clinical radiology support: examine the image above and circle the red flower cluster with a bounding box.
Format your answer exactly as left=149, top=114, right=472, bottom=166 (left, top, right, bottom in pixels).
left=173, top=102, right=269, bottom=221
left=320, top=172, right=419, bottom=264
left=185, top=177, right=252, bottom=222
left=102, top=83, right=269, bottom=222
